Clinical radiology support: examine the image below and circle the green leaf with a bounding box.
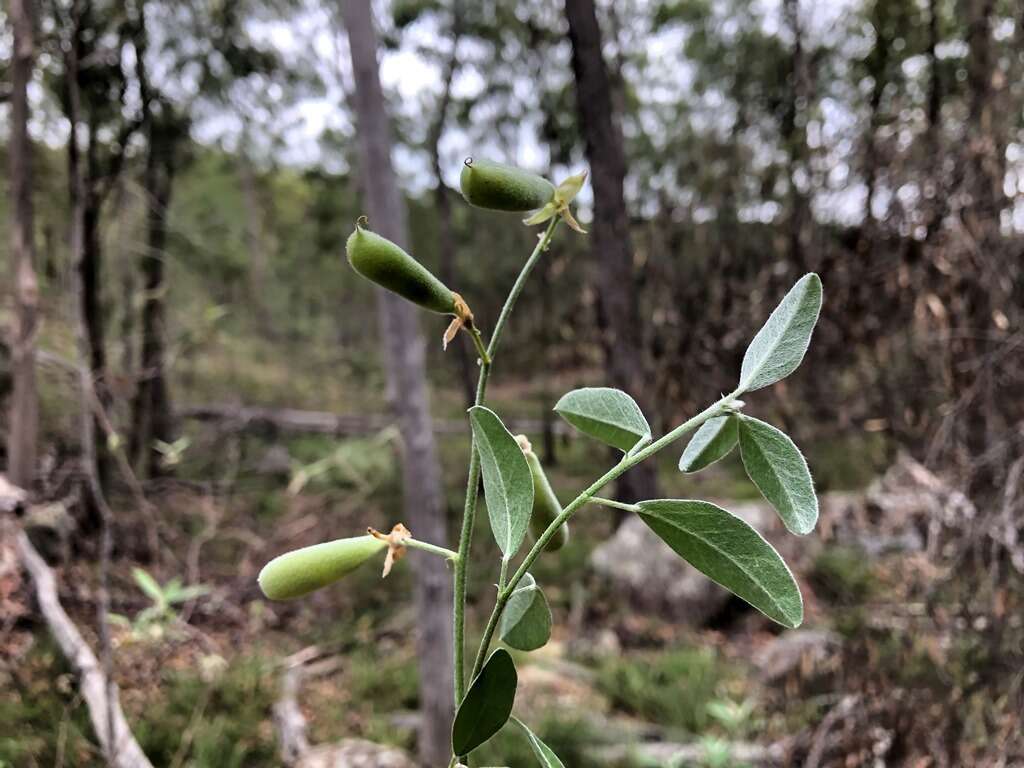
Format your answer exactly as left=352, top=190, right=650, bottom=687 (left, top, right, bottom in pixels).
left=738, top=273, right=822, bottom=392
left=679, top=415, right=738, bottom=473
left=452, top=649, right=518, bottom=755
left=636, top=500, right=803, bottom=628
left=553, top=387, right=651, bottom=452
left=511, top=716, right=566, bottom=768
left=499, top=574, right=552, bottom=651
left=132, top=568, right=165, bottom=604
left=469, top=406, right=534, bottom=558
left=737, top=415, right=818, bottom=535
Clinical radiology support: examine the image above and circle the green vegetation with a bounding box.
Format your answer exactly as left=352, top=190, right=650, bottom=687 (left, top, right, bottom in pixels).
left=596, top=646, right=729, bottom=734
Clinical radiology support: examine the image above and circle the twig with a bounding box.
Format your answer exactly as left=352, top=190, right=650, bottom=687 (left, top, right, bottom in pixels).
left=12, top=525, right=154, bottom=767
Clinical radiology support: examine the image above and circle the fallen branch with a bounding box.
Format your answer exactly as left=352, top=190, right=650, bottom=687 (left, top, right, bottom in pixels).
left=179, top=403, right=571, bottom=438
left=273, top=646, right=318, bottom=765
left=14, top=528, right=155, bottom=768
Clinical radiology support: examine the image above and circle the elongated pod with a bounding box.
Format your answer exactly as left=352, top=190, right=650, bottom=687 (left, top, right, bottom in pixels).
left=346, top=219, right=456, bottom=315
left=258, top=536, right=386, bottom=600
left=460, top=158, right=555, bottom=213
left=522, top=443, right=569, bottom=551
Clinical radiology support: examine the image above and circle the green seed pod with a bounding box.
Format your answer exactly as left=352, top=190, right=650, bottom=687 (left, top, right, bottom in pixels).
left=460, top=158, right=556, bottom=212
left=346, top=219, right=456, bottom=315
left=524, top=446, right=570, bottom=552
left=258, top=535, right=386, bottom=600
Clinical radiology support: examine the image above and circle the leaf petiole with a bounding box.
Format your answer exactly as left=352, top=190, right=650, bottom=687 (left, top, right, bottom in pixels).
left=590, top=496, right=641, bottom=514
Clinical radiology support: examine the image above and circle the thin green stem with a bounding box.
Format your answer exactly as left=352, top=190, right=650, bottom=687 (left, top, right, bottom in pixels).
left=467, top=325, right=490, bottom=365
left=405, top=538, right=459, bottom=561
left=469, top=388, right=743, bottom=680
left=497, top=556, right=509, bottom=591
left=452, top=217, right=562, bottom=706
left=590, top=496, right=640, bottom=513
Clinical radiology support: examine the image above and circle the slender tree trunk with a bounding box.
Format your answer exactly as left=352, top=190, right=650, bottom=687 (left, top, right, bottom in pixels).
left=954, top=0, right=1005, bottom=491
left=131, top=149, right=176, bottom=477
left=129, top=6, right=176, bottom=478
left=7, top=0, right=40, bottom=489
left=564, top=0, right=658, bottom=503
left=782, top=0, right=811, bottom=271
left=340, top=2, right=454, bottom=764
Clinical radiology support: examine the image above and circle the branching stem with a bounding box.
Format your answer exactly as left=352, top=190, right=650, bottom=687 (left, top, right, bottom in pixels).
left=468, top=388, right=743, bottom=681
left=452, top=216, right=561, bottom=706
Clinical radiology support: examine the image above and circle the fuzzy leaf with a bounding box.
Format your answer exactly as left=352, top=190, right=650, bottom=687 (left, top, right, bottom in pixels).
left=469, top=406, right=534, bottom=557
left=679, top=415, right=739, bottom=473
left=553, top=387, right=651, bottom=452
left=739, top=273, right=822, bottom=392
left=636, top=499, right=803, bottom=628
left=452, top=649, right=517, bottom=755
left=512, top=716, right=567, bottom=768
left=499, top=574, right=552, bottom=651
left=737, top=416, right=818, bottom=535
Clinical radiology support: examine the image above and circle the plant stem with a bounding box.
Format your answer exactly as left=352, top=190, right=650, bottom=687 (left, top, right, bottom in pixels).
left=467, top=325, right=490, bottom=365
left=590, top=496, right=640, bottom=513
left=405, top=538, right=460, bottom=561
left=469, top=388, right=742, bottom=680
left=452, top=217, right=562, bottom=705
left=497, top=556, right=509, bottom=591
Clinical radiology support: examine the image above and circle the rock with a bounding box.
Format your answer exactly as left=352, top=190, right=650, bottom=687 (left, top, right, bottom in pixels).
left=590, top=501, right=785, bottom=624
left=296, top=739, right=415, bottom=768
left=753, top=629, right=840, bottom=681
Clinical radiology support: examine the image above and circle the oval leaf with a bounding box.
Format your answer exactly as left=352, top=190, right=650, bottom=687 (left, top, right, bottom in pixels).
left=553, top=387, right=651, bottom=452
left=636, top=499, right=803, bottom=628
left=739, top=273, right=822, bottom=392
left=512, top=716, right=567, bottom=768
left=737, top=415, right=818, bottom=535
left=452, top=648, right=517, bottom=755
left=679, top=415, right=738, bottom=473
left=469, top=406, right=534, bottom=557
left=499, top=574, right=552, bottom=651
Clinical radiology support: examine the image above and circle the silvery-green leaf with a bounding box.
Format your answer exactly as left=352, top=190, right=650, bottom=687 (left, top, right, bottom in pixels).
left=737, top=415, right=818, bottom=535
left=511, top=716, right=566, bottom=768
left=553, top=387, right=651, bottom=452
left=469, top=406, right=534, bottom=557
left=679, top=415, right=738, bottom=473
left=452, top=649, right=517, bottom=755
left=636, top=499, right=803, bottom=628
left=499, top=574, right=552, bottom=651
left=739, top=273, right=822, bottom=392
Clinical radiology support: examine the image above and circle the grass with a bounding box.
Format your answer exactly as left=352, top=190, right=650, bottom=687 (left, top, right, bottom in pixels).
left=595, top=645, right=730, bottom=735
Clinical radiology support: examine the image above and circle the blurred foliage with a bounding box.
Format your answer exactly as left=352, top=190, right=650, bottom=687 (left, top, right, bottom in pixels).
left=596, top=646, right=728, bottom=734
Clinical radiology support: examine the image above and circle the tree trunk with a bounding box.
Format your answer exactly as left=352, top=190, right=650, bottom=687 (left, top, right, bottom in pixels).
left=564, top=0, right=658, bottom=503
left=130, top=148, right=176, bottom=477
left=129, top=6, right=176, bottom=479
left=340, top=2, right=454, bottom=765
left=7, top=0, right=40, bottom=489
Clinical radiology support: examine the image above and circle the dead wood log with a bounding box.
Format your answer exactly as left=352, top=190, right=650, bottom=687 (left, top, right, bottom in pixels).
left=13, top=525, right=154, bottom=768
left=178, top=403, right=571, bottom=439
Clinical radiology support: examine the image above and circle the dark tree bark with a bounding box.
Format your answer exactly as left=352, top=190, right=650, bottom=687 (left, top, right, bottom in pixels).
left=340, top=2, right=454, bottom=764
left=61, top=5, right=140, bottom=494
left=564, top=0, right=658, bottom=503
left=128, top=2, right=176, bottom=478
left=7, top=0, right=40, bottom=489
left=782, top=0, right=812, bottom=272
